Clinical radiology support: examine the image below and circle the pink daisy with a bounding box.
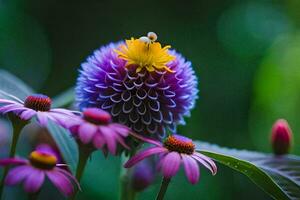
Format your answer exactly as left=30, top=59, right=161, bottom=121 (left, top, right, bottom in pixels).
left=0, top=145, right=79, bottom=196
left=0, top=94, right=76, bottom=127
left=124, top=134, right=217, bottom=184
left=67, top=107, right=131, bottom=155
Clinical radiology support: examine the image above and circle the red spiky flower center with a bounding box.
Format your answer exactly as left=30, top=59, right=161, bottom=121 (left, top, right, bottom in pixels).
left=24, top=94, right=52, bottom=112
left=83, top=108, right=112, bottom=125
left=29, top=150, right=57, bottom=170
left=163, top=135, right=195, bottom=154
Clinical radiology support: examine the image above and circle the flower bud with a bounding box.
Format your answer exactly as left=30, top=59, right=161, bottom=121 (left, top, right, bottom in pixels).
left=271, top=119, right=293, bottom=155
left=130, top=159, right=155, bottom=191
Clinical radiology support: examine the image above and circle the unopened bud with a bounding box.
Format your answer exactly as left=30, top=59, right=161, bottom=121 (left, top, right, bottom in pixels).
left=130, top=159, right=155, bottom=191
left=271, top=119, right=293, bottom=155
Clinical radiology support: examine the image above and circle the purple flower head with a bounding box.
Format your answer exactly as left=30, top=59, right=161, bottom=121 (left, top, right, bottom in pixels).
left=0, top=94, right=76, bottom=127
left=130, top=158, right=155, bottom=191
left=66, top=107, right=131, bottom=155
left=76, top=33, right=198, bottom=139
left=0, top=146, right=79, bottom=196
left=124, top=134, right=217, bottom=184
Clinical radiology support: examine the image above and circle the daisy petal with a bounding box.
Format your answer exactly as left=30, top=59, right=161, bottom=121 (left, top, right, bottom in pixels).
left=47, top=170, right=74, bottom=197
left=124, top=147, right=167, bottom=168
left=5, top=165, right=31, bottom=185
left=78, top=123, right=97, bottom=144
left=182, top=155, right=200, bottom=184
left=23, top=168, right=45, bottom=193
left=194, top=152, right=217, bottom=175
left=160, top=152, right=181, bottom=178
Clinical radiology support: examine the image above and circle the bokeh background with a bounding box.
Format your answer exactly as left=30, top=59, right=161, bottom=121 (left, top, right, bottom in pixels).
left=1, top=0, right=300, bottom=199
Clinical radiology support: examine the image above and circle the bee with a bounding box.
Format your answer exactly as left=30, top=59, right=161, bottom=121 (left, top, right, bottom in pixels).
left=139, top=32, right=158, bottom=49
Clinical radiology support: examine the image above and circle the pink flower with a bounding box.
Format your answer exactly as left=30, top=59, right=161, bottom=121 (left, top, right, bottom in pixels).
left=0, top=94, right=76, bottom=127
left=67, top=108, right=131, bottom=155
left=124, top=134, right=217, bottom=184
left=0, top=145, right=79, bottom=196
left=271, top=119, right=293, bottom=155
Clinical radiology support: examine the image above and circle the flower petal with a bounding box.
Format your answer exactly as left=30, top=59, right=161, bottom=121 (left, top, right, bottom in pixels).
left=182, top=154, right=200, bottom=184
left=93, top=133, right=105, bottom=149
left=23, top=168, right=45, bottom=193
left=160, top=152, right=181, bottom=178
left=193, top=152, right=217, bottom=175
left=20, top=109, right=36, bottom=120
left=124, top=147, right=167, bottom=168
left=99, top=126, right=117, bottom=154
left=47, top=170, right=74, bottom=197
left=36, top=112, right=49, bottom=126
left=5, top=165, right=31, bottom=185
left=0, top=158, right=27, bottom=166
left=78, top=123, right=97, bottom=144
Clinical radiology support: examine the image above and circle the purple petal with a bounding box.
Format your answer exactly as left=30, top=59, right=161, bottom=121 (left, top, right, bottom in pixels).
left=0, top=99, right=20, bottom=104
left=99, top=126, right=117, bottom=154
left=23, top=168, right=45, bottom=193
left=56, top=168, right=81, bottom=191
left=0, top=104, right=25, bottom=114
left=93, top=133, right=105, bottom=149
left=46, top=170, right=74, bottom=197
left=5, top=165, right=31, bottom=185
left=19, top=109, right=36, bottom=120
left=110, top=123, right=129, bottom=137
left=124, top=147, right=167, bottom=168
left=160, top=152, right=181, bottom=178
left=50, top=108, right=77, bottom=116
left=193, top=152, right=217, bottom=175
left=78, top=123, right=97, bottom=144
left=182, top=155, right=200, bottom=184
left=36, top=112, right=49, bottom=126
left=0, top=158, right=27, bottom=166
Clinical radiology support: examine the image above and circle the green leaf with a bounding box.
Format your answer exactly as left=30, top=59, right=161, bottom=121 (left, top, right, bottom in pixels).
left=0, top=70, right=34, bottom=100
left=196, top=141, right=300, bottom=200
left=52, top=87, right=75, bottom=108
left=47, top=120, right=78, bottom=174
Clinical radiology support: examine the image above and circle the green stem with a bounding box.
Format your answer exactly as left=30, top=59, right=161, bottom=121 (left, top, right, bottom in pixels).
left=69, top=145, right=92, bottom=200
left=28, top=191, right=40, bottom=200
left=0, top=116, right=26, bottom=200
left=156, top=177, right=171, bottom=200
left=119, top=154, right=137, bottom=200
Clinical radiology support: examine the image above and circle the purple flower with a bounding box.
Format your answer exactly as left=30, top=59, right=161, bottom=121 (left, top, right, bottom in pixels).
left=76, top=34, right=198, bottom=139
left=66, top=107, right=130, bottom=155
left=0, top=146, right=79, bottom=196
left=124, top=134, right=217, bottom=184
left=0, top=94, right=76, bottom=126
left=130, top=158, right=155, bottom=191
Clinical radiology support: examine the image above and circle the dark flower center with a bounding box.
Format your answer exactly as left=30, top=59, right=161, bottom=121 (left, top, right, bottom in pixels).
left=29, top=151, right=57, bottom=170
left=83, top=108, right=112, bottom=125
left=24, top=94, right=52, bottom=111
left=163, top=135, right=195, bottom=154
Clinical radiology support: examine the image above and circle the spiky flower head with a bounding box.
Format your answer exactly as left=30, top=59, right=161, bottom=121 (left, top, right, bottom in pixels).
left=76, top=32, right=198, bottom=139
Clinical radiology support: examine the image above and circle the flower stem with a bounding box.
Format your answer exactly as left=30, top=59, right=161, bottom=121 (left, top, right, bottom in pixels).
left=156, top=177, right=171, bottom=200
left=69, top=145, right=92, bottom=200
left=28, top=191, right=40, bottom=200
left=0, top=116, right=26, bottom=199
left=119, top=153, right=137, bottom=200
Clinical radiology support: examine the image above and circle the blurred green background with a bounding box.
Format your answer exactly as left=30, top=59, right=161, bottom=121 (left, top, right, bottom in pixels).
left=1, top=0, right=300, bottom=199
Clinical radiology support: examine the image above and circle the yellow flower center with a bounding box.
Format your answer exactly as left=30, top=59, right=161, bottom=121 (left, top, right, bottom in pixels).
left=115, top=35, right=175, bottom=73
left=29, top=151, right=57, bottom=170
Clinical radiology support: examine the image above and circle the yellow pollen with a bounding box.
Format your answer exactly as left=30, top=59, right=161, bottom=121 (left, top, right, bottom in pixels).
left=115, top=37, right=175, bottom=73
left=29, top=151, right=57, bottom=169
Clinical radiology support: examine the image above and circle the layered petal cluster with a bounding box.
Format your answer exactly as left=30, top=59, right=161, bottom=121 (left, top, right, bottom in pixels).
left=124, top=134, right=217, bottom=184
left=0, top=94, right=76, bottom=127
left=0, top=145, right=79, bottom=196
left=67, top=108, right=130, bottom=155
left=76, top=40, right=198, bottom=139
